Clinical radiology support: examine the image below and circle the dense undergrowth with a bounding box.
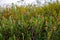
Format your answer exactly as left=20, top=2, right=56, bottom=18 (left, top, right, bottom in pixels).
left=0, top=2, right=60, bottom=40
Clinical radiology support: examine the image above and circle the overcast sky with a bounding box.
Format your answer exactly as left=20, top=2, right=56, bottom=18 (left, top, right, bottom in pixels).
left=0, top=0, right=58, bottom=6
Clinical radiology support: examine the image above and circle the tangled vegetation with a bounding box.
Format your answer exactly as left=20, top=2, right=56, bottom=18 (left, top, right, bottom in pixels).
left=0, top=2, right=60, bottom=40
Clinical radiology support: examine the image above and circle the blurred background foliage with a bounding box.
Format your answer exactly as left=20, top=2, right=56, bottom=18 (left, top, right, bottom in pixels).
left=0, top=0, right=60, bottom=40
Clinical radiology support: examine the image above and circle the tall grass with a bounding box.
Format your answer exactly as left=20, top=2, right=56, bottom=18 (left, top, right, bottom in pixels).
left=0, top=2, right=60, bottom=40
